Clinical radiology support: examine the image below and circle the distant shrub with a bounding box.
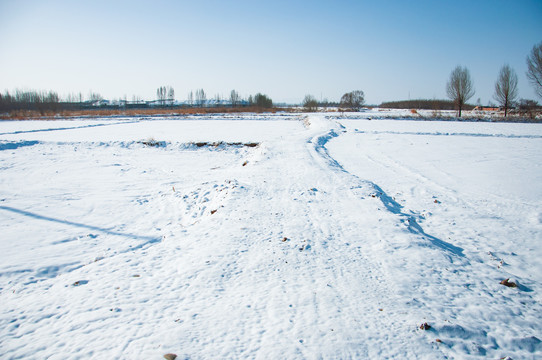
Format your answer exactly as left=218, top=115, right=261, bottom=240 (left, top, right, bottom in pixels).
left=340, top=90, right=365, bottom=111
left=302, top=95, right=318, bottom=112
left=379, top=99, right=474, bottom=111
left=254, top=93, right=273, bottom=108
left=517, top=98, right=540, bottom=119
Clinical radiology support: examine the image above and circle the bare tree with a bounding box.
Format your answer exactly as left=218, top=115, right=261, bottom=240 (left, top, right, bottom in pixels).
left=132, top=94, right=143, bottom=104
left=214, top=93, right=221, bottom=105
left=65, top=93, right=78, bottom=103
left=446, top=65, right=475, bottom=117
left=167, top=87, right=175, bottom=104
left=526, top=42, right=542, bottom=99
left=195, top=89, right=206, bottom=107
left=155, top=86, right=175, bottom=105
left=230, top=90, right=240, bottom=107
left=494, top=64, right=518, bottom=117
left=88, top=92, right=103, bottom=102
left=187, top=91, right=194, bottom=106
left=156, top=86, right=166, bottom=105
left=340, top=90, right=365, bottom=111
left=302, top=94, right=318, bottom=112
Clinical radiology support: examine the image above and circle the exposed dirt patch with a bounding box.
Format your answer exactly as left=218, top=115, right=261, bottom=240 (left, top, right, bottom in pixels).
left=191, top=141, right=260, bottom=148
left=139, top=138, right=165, bottom=147
left=500, top=278, right=518, bottom=288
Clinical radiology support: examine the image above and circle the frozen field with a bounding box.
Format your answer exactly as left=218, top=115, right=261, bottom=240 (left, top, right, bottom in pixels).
left=0, top=113, right=541, bottom=359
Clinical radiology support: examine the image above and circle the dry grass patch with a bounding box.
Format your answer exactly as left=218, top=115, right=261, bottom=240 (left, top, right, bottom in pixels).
left=1, top=106, right=292, bottom=120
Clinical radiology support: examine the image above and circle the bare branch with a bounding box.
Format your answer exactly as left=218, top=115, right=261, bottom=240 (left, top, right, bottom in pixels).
left=526, top=42, right=542, bottom=99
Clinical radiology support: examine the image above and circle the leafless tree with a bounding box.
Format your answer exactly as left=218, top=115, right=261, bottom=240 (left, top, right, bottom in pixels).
left=302, top=94, right=318, bottom=112
left=187, top=91, right=194, bottom=106
left=446, top=65, right=475, bottom=117
left=167, top=87, right=175, bottom=104
left=230, top=90, right=240, bottom=107
left=526, top=42, right=542, bottom=99
left=65, top=93, right=78, bottom=103
left=340, top=90, right=365, bottom=111
left=195, top=89, right=206, bottom=107
left=88, top=92, right=103, bottom=102
left=494, top=64, right=518, bottom=117
left=156, top=86, right=166, bottom=105
left=157, top=86, right=174, bottom=105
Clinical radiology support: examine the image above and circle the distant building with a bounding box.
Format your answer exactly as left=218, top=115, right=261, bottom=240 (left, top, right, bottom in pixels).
left=473, top=106, right=501, bottom=111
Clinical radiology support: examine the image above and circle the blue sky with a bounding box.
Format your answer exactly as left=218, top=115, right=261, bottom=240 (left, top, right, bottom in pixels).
left=1, top=0, right=541, bottom=104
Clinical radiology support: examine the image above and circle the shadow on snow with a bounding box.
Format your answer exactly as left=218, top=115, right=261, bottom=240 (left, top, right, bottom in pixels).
left=0, top=205, right=160, bottom=244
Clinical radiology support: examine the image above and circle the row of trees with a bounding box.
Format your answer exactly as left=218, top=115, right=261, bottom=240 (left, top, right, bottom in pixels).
left=303, top=90, right=366, bottom=112
left=3, top=42, right=541, bottom=116
left=185, top=89, right=273, bottom=108
left=156, top=86, right=175, bottom=105
left=302, top=42, right=542, bottom=116
left=446, top=42, right=542, bottom=117
left=379, top=99, right=460, bottom=110
left=0, top=86, right=274, bottom=113
left=0, top=89, right=60, bottom=114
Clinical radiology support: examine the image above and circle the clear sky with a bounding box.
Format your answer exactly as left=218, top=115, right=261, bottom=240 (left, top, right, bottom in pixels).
left=1, top=0, right=541, bottom=105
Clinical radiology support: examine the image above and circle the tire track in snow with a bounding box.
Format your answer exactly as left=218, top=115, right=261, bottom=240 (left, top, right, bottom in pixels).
left=309, top=116, right=464, bottom=258
left=353, top=129, right=542, bottom=139
left=0, top=119, right=140, bottom=136
left=304, top=115, right=524, bottom=358
left=240, top=114, right=444, bottom=358
left=318, top=116, right=542, bottom=359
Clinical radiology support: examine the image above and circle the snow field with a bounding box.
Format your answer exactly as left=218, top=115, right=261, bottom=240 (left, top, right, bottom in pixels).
left=0, top=113, right=541, bottom=359
left=327, top=116, right=542, bottom=358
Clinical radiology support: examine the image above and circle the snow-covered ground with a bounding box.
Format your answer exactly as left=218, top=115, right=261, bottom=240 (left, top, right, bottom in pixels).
left=0, top=113, right=541, bottom=359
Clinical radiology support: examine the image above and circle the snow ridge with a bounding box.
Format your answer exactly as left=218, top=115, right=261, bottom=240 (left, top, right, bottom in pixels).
left=309, top=116, right=464, bottom=258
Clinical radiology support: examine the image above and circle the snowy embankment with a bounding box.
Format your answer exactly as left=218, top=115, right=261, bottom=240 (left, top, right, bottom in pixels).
left=0, top=114, right=541, bottom=359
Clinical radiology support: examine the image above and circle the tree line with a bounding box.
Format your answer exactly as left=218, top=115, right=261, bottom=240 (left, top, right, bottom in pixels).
left=184, top=89, right=273, bottom=108
left=304, top=42, right=542, bottom=117
left=2, top=42, right=541, bottom=117
left=0, top=86, right=275, bottom=113
left=379, top=99, right=465, bottom=111
left=0, top=89, right=61, bottom=114
left=414, top=42, right=541, bottom=117
left=302, top=90, right=366, bottom=112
